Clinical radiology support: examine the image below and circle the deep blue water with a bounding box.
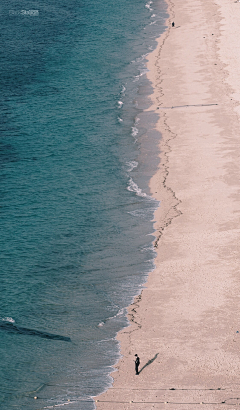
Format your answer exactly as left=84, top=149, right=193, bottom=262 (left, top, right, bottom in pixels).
left=0, top=0, right=167, bottom=408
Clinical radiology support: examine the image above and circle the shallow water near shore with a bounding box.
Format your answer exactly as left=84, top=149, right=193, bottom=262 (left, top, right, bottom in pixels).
left=0, top=0, right=167, bottom=408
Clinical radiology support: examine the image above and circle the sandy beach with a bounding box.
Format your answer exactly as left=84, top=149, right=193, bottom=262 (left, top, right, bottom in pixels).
left=95, top=0, right=240, bottom=408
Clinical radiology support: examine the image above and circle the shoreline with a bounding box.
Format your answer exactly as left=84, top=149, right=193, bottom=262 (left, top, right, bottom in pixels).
left=95, top=0, right=240, bottom=408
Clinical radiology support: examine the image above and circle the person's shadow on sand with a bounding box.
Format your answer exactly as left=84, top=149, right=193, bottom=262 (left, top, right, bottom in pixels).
left=139, top=353, right=159, bottom=374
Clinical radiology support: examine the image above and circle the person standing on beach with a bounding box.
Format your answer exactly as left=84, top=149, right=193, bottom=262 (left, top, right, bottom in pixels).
left=135, top=354, right=140, bottom=375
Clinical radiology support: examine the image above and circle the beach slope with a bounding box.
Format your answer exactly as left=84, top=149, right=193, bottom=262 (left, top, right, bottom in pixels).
left=95, top=0, right=240, bottom=408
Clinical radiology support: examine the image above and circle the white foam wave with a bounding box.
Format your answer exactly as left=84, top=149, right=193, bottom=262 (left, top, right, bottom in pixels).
left=132, top=53, right=148, bottom=64
left=1, top=317, right=15, bottom=323
left=145, top=1, right=153, bottom=11
left=97, top=337, right=116, bottom=344
left=42, top=402, right=71, bottom=409
left=128, top=208, right=156, bottom=219
left=118, top=100, right=123, bottom=108
left=131, top=126, right=138, bottom=137
left=133, top=67, right=149, bottom=82
left=149, top=20, right=156, bottom=25
left=121, top=85, right=126, bottom=95
left=127, top=178, right=152, bottom=199
left=141, top=244, right=155, bottom=253
left=126, top=160, right=138, bottom=172
left=151, top=13, right=156, bottom=17
left=97, top=308, right=126, bottom=328
left=108, top=308, right=125, bottom=321
left=128, top=209, right=144, bottom=217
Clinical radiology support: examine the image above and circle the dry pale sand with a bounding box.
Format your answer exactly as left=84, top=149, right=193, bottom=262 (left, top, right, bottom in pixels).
left=95, top=0, right=240, bottom=408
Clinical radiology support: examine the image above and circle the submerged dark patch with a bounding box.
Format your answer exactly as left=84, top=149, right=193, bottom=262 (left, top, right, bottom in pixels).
left=0, top=322, right=71, bottom=342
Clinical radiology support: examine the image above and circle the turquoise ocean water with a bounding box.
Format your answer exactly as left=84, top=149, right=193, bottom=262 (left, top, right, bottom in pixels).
left=0, top=0, right=167, bottom=408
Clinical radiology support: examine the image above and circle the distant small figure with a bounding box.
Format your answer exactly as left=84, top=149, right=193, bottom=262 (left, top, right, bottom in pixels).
left=135, top=354, right=140, bottom=375
left=172, top=22, right=175, bottom=27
